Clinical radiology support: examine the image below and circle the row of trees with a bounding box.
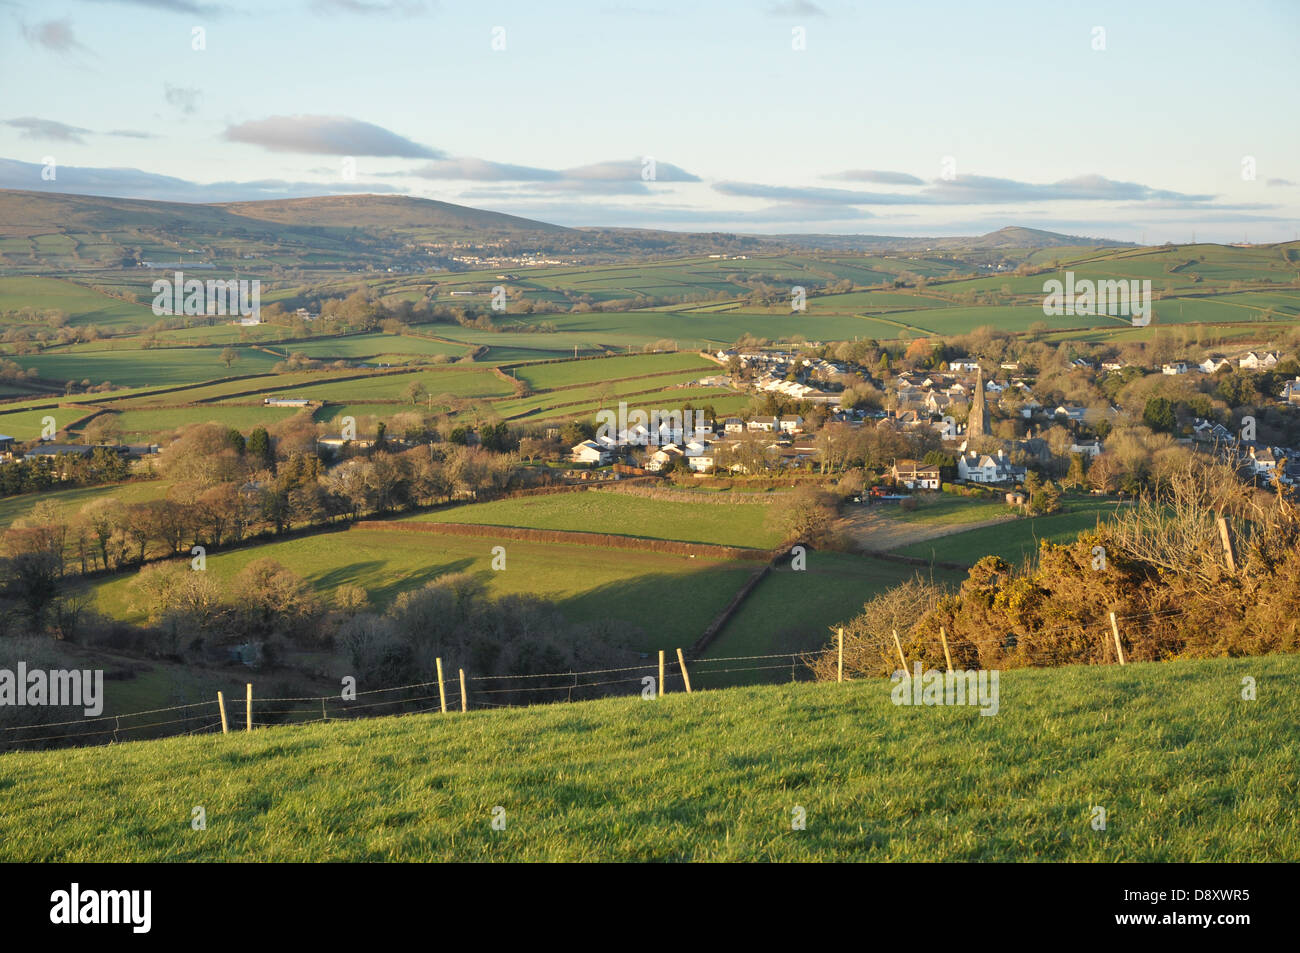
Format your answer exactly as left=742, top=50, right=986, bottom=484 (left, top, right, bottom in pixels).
left=0, top=448, right=130, bottom=497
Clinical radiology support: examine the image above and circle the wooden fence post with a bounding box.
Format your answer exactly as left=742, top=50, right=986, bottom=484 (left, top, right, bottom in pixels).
left=436, top=658, right=447, bottom=713
left=1217, top=514, right=1237, bottom=573
left=676, top=648, right=693, bottom=694
left=837, top=628, right=844, bottom=683
left=459, top=668, right=468, bottom=713
left=658, top=649, right=665, bottom=698
left=245, top=683, right=252, bottom=732
left=892, top=629, right=908, bottom=673
left=1109, top=612, right=1127, bottom=666
left=940, top=626, right=953, bottom=673
left=217, top=691, right=228, bottom=735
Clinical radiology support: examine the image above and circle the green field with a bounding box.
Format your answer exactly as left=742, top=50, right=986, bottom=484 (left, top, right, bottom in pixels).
left=13, top=346, right=283, bottom=388
left=514, top=352, right=716, bottom=390
left=893, top=494, right=1012, bottom=526
left=701, top=553, right=966, bottom=670
left=2, top=653, right=1295, bottom=860
left=262, top=331, right=471, bottom=361
left=268, top=367, right=510, bottom=402
left=892, top=500, right=1127, bottom=566
left=0, top=276, right=153, bottom=329
left=0, top=405, right=103, bottom=441
left=86, top=528, right=757, bottom=650
left=510, top=387, right=749, bottom=424
left=108, top=405, right=304, bottom=438
left=491, top=370, right=725, bottom=417
left=0, top=480, right=172, bottom=530
left=402, top=490, right=780, bottom=549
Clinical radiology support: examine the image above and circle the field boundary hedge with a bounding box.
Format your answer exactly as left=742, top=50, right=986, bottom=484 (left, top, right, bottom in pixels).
left=858, top=549, right=974, bottom=572
left=352, top=518, right=771, bottom=561
left=597, top=484, right=779, bottom=505
left=691, top=561, right=774, bottom=655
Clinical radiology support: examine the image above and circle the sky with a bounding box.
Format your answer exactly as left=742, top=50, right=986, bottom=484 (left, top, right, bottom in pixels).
left=1, top=0, right=1297, bottom=242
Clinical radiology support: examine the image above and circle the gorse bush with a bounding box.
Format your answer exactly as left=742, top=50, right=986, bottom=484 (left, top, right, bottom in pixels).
left=813, top=458, right=1300, bottom=679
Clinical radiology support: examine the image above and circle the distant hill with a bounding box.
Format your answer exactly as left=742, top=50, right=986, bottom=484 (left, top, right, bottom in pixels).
left=0, top=189, right=571, bottom=242
left=761, top=226, right=1134, bottom=253
left=214, top=194, right=574, bottom=235
left=0, top=188, right=1136, bottom=280
left=0, top=189, right=766, bottom=275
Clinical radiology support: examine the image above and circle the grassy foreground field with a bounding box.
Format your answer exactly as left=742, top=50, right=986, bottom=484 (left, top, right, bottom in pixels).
left=0, top=653, right=1295, bottom=861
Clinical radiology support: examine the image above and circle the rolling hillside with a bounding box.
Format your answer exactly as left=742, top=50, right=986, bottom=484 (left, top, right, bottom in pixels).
left=1, top=654, right=1296, bottom=861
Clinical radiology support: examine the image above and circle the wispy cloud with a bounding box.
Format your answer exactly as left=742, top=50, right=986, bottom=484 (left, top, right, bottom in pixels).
left=164, top=84, right=201, bottom=115
left=223, top=115, right=442, bottom=158
left=402, top=155, right=699, bottom=196
left=0, top=157, right=402, bottom=203
left=311, top=0, right=433, bottom=14
left=563, top=158, right=699, bottom=182
left=408, top=158, right=561, bottom=181
left=75, top=0, right=230, bottom=15
left=714, top=181, right=905, bottom=205
left=766, top=1, right=826, bottom=17
left=827, top=169, right=924, bottom=185
left=716, top=173, right=1217, bottom=207
left=21, top=18, right=90, bottom=54
left=1, top=117, right=93, bottom=144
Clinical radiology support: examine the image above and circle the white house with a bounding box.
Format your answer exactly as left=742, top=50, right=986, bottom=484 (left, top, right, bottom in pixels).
left=1069, top=440, right=1104, bottom=458
left=1240, top=351, right=1279, bottom=370
left=1053, top=405, right=1087, bottom=422
left=1199, top=357, right=1232, bottom=374
left=891, top=459, right=941, bottom=490
left=1283, top=378, right=1300, bottom=406
left=1248, top=445, right=1278, bottom=477
left=748, top=416, right=778, bottom=432
left=958, top=448, right=1026, bottom=484
left=1162, top=362, right=1189, bottom=375
left=570, top=440, right=610, bottom=465
left=645, top=444, right=684, bottom=472
left=723, top=417, right=745, bottom=434
left=778, top=415, right=803, bottom=433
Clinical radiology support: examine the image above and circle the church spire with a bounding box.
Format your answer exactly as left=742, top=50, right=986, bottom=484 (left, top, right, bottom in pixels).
left=968, top=364, right=990, bottom=441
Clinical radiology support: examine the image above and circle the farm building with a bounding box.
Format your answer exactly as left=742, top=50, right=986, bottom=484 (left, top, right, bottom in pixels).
left=23, top=444, right=94, bottom=461
left=264, top=397, right=312, bottom=408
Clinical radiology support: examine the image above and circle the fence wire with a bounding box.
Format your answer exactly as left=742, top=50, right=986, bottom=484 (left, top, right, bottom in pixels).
left=1, top=607, right=1283, bottom=752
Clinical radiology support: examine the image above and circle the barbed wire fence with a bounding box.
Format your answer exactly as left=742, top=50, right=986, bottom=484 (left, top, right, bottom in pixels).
left=0, top=606, right=1284, bottom=753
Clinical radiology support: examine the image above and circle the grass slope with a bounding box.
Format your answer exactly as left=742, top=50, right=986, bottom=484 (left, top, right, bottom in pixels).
left=0, top=654, right=1295, bottom=861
